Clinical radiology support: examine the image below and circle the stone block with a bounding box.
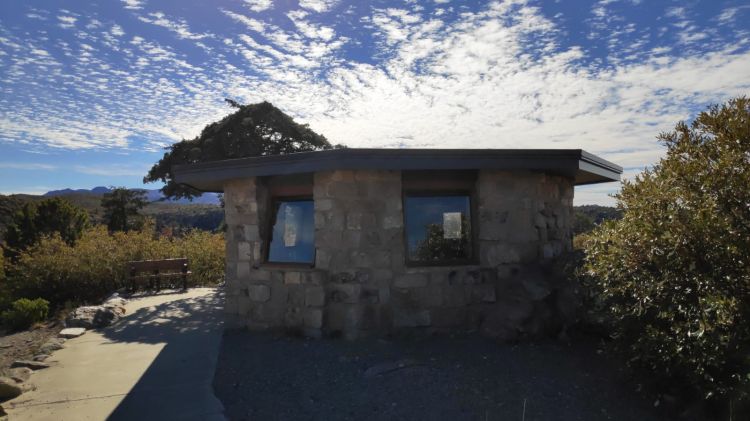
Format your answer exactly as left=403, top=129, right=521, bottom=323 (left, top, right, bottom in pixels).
left=326, top=304, right=360, bottom=330
left=315, top=249, right=331, bottom=269
left=414, top=287, right=443, bottom=307
left=238, top=242, right=252, bottom=261
left=327, top=181, right=357, bottom=197
left=431, top=307, right=467, bottom=328
left=471, top=284, right=497, bottom=303
left=328, top=283, right=361, bottom=304
left=284, top=272, right=302, bottom=285
left=248, top=284, right=270, bottom=302
left=237, top=262, right=251, bottom=280
left=305, top=286, right=326, bottom=307
left=350, top=251, right=372, bottom=268
left=284, top=307, right=303, bottom=328
left=342, top=230, right=361, bottom=247
left=304, top=308, right=323, bottom=329
left=443, top=285, right=468, bottom=307
left=287, top=286, right=304, bottom=306
left=309, top=271, right=326, bottom=285
left=243, top=225, right=260, bottom=242
left=393, top=309, right=431, bottom=327
left=481, top=243, right=521, bottom=266
left=382, top=215, right=402, bottom=229
left=346, top=212, right=362, bottom=230
left=394, top=274, right=428, bottom=289
left=378, top=287, right=391, bottom=304
left=316, top=198, right=334, bottom=211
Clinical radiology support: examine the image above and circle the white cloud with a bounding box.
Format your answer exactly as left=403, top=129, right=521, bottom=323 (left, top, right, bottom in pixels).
left=73, top=164, right=149, bottom=176
left=299, top=0, right=339, bottom=13
left=244, top=0, right=273, bottom=13
left=121, top=0, right=144, bottom=10
left=138, top=12, right=212, bottom=40
left=57, top=15, right=77, bottom=29
left=0, top=162, right=57, bottom=171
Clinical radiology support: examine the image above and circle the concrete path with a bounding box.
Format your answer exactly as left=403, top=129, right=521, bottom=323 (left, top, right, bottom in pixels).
left=5, top=288, right=226, bottom=421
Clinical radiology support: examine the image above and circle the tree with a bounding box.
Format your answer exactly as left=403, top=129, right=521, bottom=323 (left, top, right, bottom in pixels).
left=3, top=197, right=88, bottom=257
left=584, top=97, right=750, bottom=412
left=145, top=100, right=336, bottom=199
left=101, top=188, right=148, bottom=232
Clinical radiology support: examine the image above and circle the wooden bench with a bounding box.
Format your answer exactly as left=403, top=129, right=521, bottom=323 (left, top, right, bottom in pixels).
left=128, top=258, right=191, bottom=292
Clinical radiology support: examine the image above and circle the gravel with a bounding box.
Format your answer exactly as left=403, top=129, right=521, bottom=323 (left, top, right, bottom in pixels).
left=213, top=331, right=662, bottom=421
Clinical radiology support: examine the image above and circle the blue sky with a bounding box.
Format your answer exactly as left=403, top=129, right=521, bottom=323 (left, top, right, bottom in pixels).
left=0, top=0, right=748, bottom=205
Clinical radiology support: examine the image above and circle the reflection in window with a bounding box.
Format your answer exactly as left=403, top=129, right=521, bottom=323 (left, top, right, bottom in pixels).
left=404, top=195, right=472, bottom=264
left=268, top=200, right=315, bottom=264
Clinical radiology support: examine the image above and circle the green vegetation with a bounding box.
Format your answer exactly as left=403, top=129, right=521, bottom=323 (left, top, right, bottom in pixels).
left=583, top=97, right=750, bottom=414
left=1, top=297, right=49, bottom=332
left=101, top=187, right=147, bottom=232
left=145, top=100, right=337, bottom=200
left=4, top=224, right=224, bottom=309
left=3, top=197, right=89, bottom=258
left=572, top=205, right=622, bottom=235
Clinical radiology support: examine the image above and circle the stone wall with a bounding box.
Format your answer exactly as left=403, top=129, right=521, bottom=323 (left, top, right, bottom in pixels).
left=223, top=169, right=576, bottom=341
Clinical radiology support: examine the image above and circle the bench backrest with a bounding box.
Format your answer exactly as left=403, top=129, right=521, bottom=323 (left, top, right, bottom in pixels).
left=129, top=258, right=188, bottom=273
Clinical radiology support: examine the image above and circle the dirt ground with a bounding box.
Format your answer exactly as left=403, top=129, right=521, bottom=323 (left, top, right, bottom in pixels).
left=214, top=331, right=665, bottom=421
left=0, top=324, right=59, bottom=377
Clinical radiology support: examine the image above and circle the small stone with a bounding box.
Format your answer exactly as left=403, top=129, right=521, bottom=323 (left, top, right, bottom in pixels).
left=0, top=377, right=23, bottom=401
left=10, top=360, right=50, bottom=370
left=32, top=354, right=49, bottom=362
left=59, top=327, right=86, bottom=338
left=9, top=367, right=32, bottom=383
left=39, top=338, right=65, bottom=354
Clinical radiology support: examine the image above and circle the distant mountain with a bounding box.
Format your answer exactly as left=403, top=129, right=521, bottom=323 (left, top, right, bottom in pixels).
left=43, top=186, right=221, bottom=205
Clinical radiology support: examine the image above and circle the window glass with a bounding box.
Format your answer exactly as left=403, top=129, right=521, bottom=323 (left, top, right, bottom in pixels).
left=404, top=195, right=472, bottom=263
left=268, top=200, right=315, bottom=264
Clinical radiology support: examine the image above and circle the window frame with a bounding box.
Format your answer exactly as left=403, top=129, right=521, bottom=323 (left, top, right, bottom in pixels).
left=264, top=195, right=316, bottom=268
left=401, top=187, right=479, bottom=267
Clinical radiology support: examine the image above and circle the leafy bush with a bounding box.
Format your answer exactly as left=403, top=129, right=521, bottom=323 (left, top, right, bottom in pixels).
left=3, top=197, right=88, bottom=258
left=1, top=297, right=49, bottom=331
left=5, top=224, right=225, bottom=307
left=583, top=98, right=750, bottom=411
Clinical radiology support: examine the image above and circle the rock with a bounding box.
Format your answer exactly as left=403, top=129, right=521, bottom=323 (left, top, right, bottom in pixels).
left=1, top=403, right=7, bottom=416
left=10, top=360, right=50, bottom=370
left=59, top=327, right=86, bottom=338
left=0, top=377, right=22, bottom=401
left=65, top=304, right=125, bottom=329
left=39, top=338, right=65, bottom=354
left=33, top=354, right=49, bottom=362
left=9, top=367, right=32, bottom=383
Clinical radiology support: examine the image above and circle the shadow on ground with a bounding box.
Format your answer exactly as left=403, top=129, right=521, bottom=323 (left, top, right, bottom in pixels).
left=214, top=331, right=662, bottom=421
left=102, top=289, right=225, bottom=421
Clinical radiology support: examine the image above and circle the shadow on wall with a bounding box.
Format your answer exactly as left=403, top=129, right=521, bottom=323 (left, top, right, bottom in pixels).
left=101, top=290, right=226, bottom=421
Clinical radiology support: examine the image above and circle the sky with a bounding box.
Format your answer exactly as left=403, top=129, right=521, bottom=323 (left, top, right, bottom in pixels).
left=0, top=0, right=748, bottom=205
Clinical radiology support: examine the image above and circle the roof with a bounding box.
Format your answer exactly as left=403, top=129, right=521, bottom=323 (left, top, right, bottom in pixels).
left=173, top=148, right=622, bottom=192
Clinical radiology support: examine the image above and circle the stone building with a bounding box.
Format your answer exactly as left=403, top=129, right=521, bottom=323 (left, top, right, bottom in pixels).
left=174, top=149, right=621, bottom=340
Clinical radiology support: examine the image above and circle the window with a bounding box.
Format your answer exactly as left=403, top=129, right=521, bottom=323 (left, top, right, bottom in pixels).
left=404, top=195, right=473, bottom=265
left=267, top=199, right=315, bottom=264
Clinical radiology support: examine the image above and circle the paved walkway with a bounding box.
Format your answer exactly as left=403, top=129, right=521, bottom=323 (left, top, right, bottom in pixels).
left=5, top=288, right=225, bottom=421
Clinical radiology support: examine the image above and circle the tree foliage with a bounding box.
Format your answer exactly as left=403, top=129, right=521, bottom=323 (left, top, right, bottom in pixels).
left=101, top=188, right=148, bottom=232
left=145, top=100, right=336, bottom=199
left=3, top=197, right=88, bottom=257
left=583, top=97, right=750, bottom=408
left=414, top=221, right=472, bottom=262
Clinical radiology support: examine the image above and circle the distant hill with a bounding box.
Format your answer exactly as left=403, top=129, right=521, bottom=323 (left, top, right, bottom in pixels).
left=43, top=186, right=221, bottom=205
left=1, top=188, right=223, bottom=239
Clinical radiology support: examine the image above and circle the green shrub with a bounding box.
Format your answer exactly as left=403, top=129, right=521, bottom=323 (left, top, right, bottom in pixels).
left=5, top=224, right=224, bottom=307
left=1, top=297, right=49, bottom=331
left=583, top=98, right=750, bottom=411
